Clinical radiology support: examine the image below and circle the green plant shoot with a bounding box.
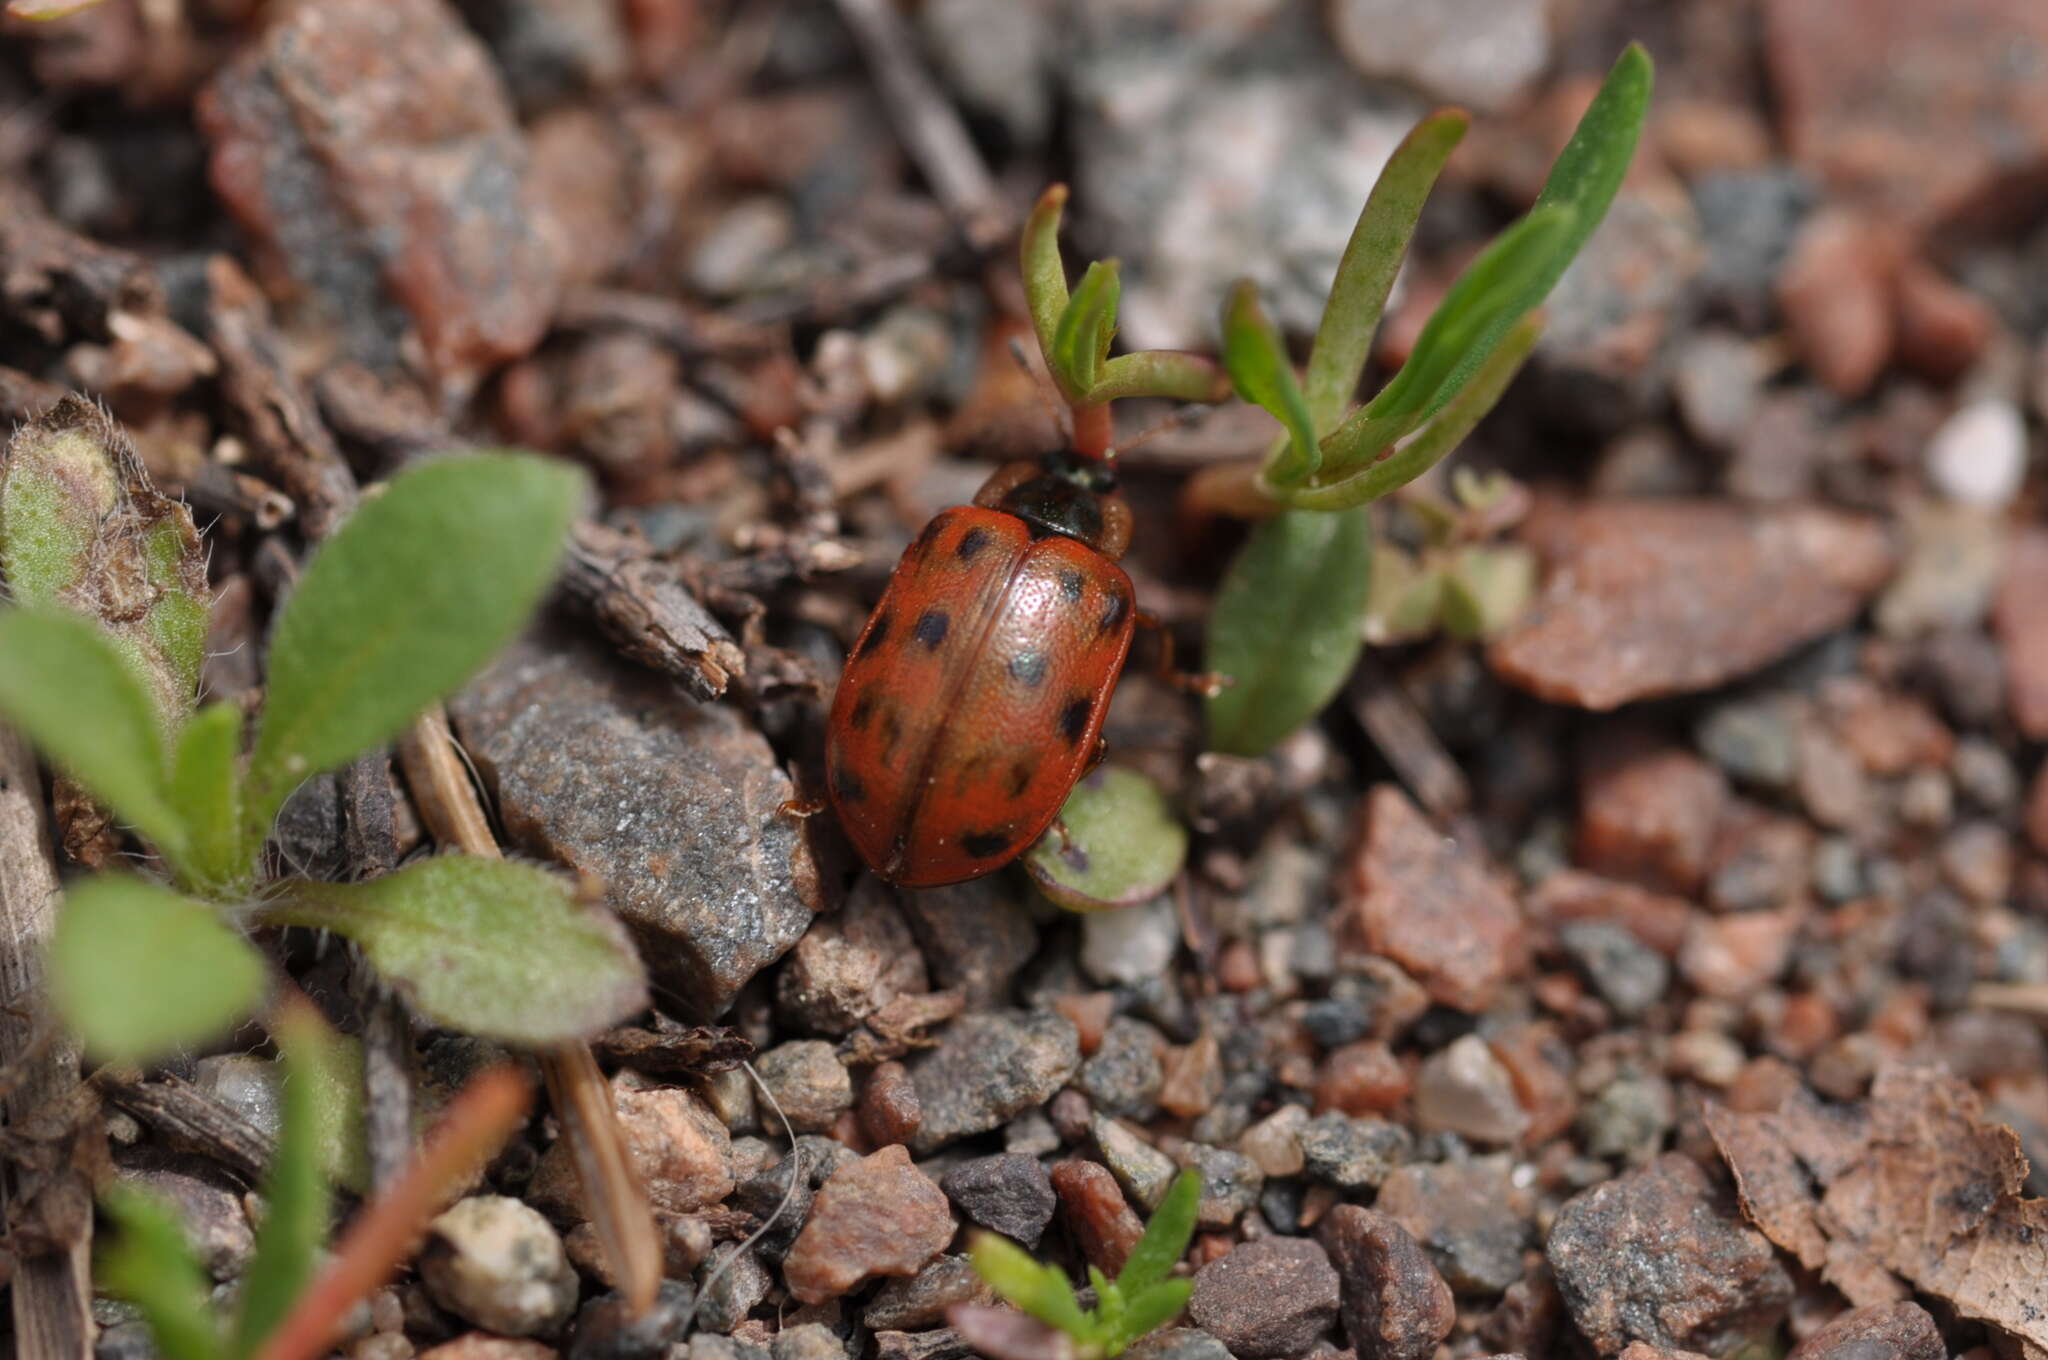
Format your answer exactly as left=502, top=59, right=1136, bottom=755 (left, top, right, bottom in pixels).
left=969, top=1168, right=1202, bottom=1360
left=1205, top=43, right=1653, bottom=756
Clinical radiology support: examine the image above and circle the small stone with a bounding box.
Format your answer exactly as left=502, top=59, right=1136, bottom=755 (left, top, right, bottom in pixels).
left=1557, top=922, right=1670, bottom=1020
left=1159, top=1033, right=1225, bottom=1119
left=1693, top=169, right=1816, bottom=325
left=1577, top=740, right=1727, bottom=895
left=1940, top=820, right=2014, bottom=903
left=1120, top=1330, right=1235, bottom=1360
left=1170, top=1143, right=1264, bottom=1229
left=1576, top=1074, right=1676, bottom=1165
left=565, top=1280, right=694, bottom=1360
left=1050, top=1158, right=1144, bottom=1275
left=776, top=882, right=926, bottom=1036
left=1374, top=1157, right=1529, bottom=1297
left=1414, top=1036, right=1530, bottom=1147
left=531, top=1071, right=731, bottom=1220
left=863, top=1254, right=992, bottom=1330
left=1231, top=1107, right=1310, bottom=1187
left=1327, top=0, right=1547, bottom=110
left=1081, top=899, right=1181, bottom=987
left=731, top=1149, right=812, bottom=1265
left=1928, top=398, right=2028, bottom=509
left=1678, top=909, right=1799, bottom=999
left=1527, top=872, right=1692, bottom=958
left=1489, top=499, right=1896, bottom=710
left=907, top=1012, right=1079, bottom=1154
left=1775, top=210, right=1896, bottom=399
left=1895, top=259, right=1997, bottom=382
left=1546, top=1154, right=1792, bottom=1356
left=897, top=877, right=1039, bottom=1008
left=451, top=627, right=816, bottom=1018
left=1995, top=529, right=2048, bottom=738
left=1341, top=786, right=1526, bottom=1013
left=1706, top=805, right=1814, bottom=912
left=782, top=1145, right=954, bottom=1305
left=1188, top=1238, right=1341, bottom=1360
left=191, top=1055, right=284, bottom=1142
left=117, top=1164, right=252, bottom=1280
left=1787, top=1301, right=1944, bottom=1360
left=1537, top=189, right=1705, bottom=399
left=1079, top=1017, right=1167, bottom=1121
left=420, top=1197, right=579, bottom=1338
left=1300, top=960, right=1431, bottom=1046
left=1095, top=1115, right=1177, bottom=1212
left=1298, top=1113, right=1412, bottom=1191
left=1314, top=1040, right=1410, bottom=1116
left=755, top=1041, right=852, bottom=1135
left=1672, top=332, right=1768, bottom=451
left=858, top=1061, right=921, bottom=1149
left=1697, top=696, right=1800, bottom=788
left=693, top=1243, right=772, bottom=1335
left=769, top=1326, right=845, bottom=1360
left=939, top=1153, right=1056, bottom=1248
left=1318, top=1207, right=1455, bottom=1360
left=687, top=1337, right=770, bottom=1360
left=419, top=1339, right=558, bottom=1360
left=1669, top=1031, right=1745, bottom=1088
left=1878, top=505, right=2006, bottom=640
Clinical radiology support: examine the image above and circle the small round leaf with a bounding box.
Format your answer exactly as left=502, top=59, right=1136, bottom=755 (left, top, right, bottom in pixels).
left=1026, top=767, right=1188, bottom=912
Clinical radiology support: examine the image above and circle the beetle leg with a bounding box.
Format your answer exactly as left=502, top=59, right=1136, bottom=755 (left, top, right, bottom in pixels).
left=777, top=797, right=827, bottom=819
left=1135, top=608, right=1229, bottom=698
left=1083, top=735, right=1109, bottom=775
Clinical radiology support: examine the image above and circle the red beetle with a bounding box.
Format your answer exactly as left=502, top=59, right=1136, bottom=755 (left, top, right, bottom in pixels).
left=826, top=451, right=1138, bottom=887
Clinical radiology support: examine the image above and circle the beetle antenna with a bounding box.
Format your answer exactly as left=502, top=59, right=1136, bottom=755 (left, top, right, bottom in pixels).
left=1110, top=402, right=1217, bottom=458
left=1006, top=335, right=1073, bottom=445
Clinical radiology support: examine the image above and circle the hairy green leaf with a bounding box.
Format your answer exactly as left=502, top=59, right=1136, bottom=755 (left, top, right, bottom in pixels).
left=52, top=875, right=266, bottom=1066
left=970, top=1233, right=1091, bottom=1337
left=0, top=608, right=188, bottom=865
left=1089, top=350, right=1230, bottom=405
left=169, top=702, right=247, bottom=896
left=1304, top=109, right=1469, bottom=432
left=1205, top=509, right=1374, bottom=756
left=1222, top=281, right=1319, bottom=487
left=1107, top=1280, right=1193, bottom=1357
left=1118, top=1169, right=1201, bottom=1296
left=232, top=1005, right=336, bottom=1359
left=1022, top=185, right=1072, bottom=369
left=1025, top=767, right=1188, bottom=913
left=242, top=453, right=584, bottom=848
left=99, top=1186, right=222, bottom=1360
left=1285, top=314, right=1542, bottom=512
left=1052, top=260, right=1120, bottom=400
left=259, top=855, right=647, bottom=1044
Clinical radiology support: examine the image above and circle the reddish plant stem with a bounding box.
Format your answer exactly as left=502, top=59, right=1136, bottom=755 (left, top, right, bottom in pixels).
left=1071, top=402, right=1113, bottom=461
left=249, top=1066, right=533, bottom=1360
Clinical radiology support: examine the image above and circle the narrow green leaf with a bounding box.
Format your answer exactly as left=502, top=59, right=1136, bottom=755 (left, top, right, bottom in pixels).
left=1024, top=767, right=1188, bottom=913
left=1533, top=44, right=1655, bottom=262
left=242, top=453, right=584, bottom=848
left=231, top=1004, right=335, bottom=1359
left=1117, top=1169, right=1201, bottom=1296
left=1221, top=281, right=1320, bottom=487
left=1052, top=261, right=1120, bottom=399
left=1105, top=1280, right=1193, bottom=1357
left=970, top=1233, right=1091, bottom=1337
left=1089, top=350, right=1231, bottom=405
left=1204, top=508, right=1375, bottom=757
left=1304, top=109, right=1470, bottom=432
left=99, top=1186, right=223, bottom=1360
left=258, top=855, right=647, bottom=1045
left=169, top=702, right=248, bottom=896
left=1284, top=314, right=1542, bottom=512
left=1022, top=185, right=1072, bottom=369
left=1335, top=203, right=1573, bottom=463
left=0, top=608, right=188, bottom=863
left=51, top=875, right=266, bottom=1066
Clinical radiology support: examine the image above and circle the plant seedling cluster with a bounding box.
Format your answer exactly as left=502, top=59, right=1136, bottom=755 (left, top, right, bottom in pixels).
left=964, top=1169, right=1204, bottom=1360
left=0, top=399, right=647, bottom=1066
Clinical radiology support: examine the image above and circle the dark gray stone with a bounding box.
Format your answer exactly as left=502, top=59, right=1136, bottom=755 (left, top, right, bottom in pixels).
left=939, top=1152, right=1057, bottom=1248
left=1297, top=1113, right=1412, bottom=1191
left=1078, top=1016, right=1166, bottom=1121
left=1558, top=921, right=1670, bottom=1019
left=1188, top=1238, right=1341, bottom=1359
left=908, top=1011, right=1080, bottom=1154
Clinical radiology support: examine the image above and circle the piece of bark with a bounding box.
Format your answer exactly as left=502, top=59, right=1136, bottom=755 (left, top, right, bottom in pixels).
left=94, top=1070, right=275, bottom=1184
left=558, top=520, right=745, bottom=701
left=0, top=728, right=93, bottom=1359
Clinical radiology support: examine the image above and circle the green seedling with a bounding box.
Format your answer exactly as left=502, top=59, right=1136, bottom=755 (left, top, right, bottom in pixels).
left=963, top=1169, right=1203, bottom=1360
left=0, top=400, right=647, bottom=1065
left=103, top=999, right=532, bottom=1360
left=1021, top=187, right=1232, bottom=458
left=1025, top=766, right=1188, bottom=913
left=1205, top=44, right=1653, bottom=756
left=1365, top=468, right=1539, bottom=645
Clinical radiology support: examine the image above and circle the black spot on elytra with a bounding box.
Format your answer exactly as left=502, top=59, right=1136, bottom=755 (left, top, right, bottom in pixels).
left=1009, top=650, right=1047, bottom=687
left=1059, top=569, right=1086, bottom=603
left=833, top=762, right=866, bottom=803
left=1099, top=590, right=1129, bottom=635
left=1008, top=760, right=1037, bottom=798
left=860, top=609, right=892, bottom=657
left=914, top=608, right=950, bottom=649
left=878, top=706, right=903, bottom=755
left=914, top=517, right=946, bottom=554
left=1059, top=696, right=1092, bottom=745
left=956, top=526, right=991, bottom=561
left=848, top=691, right=876, bottom=731
left=963, top=830, right=1013, bottom=859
